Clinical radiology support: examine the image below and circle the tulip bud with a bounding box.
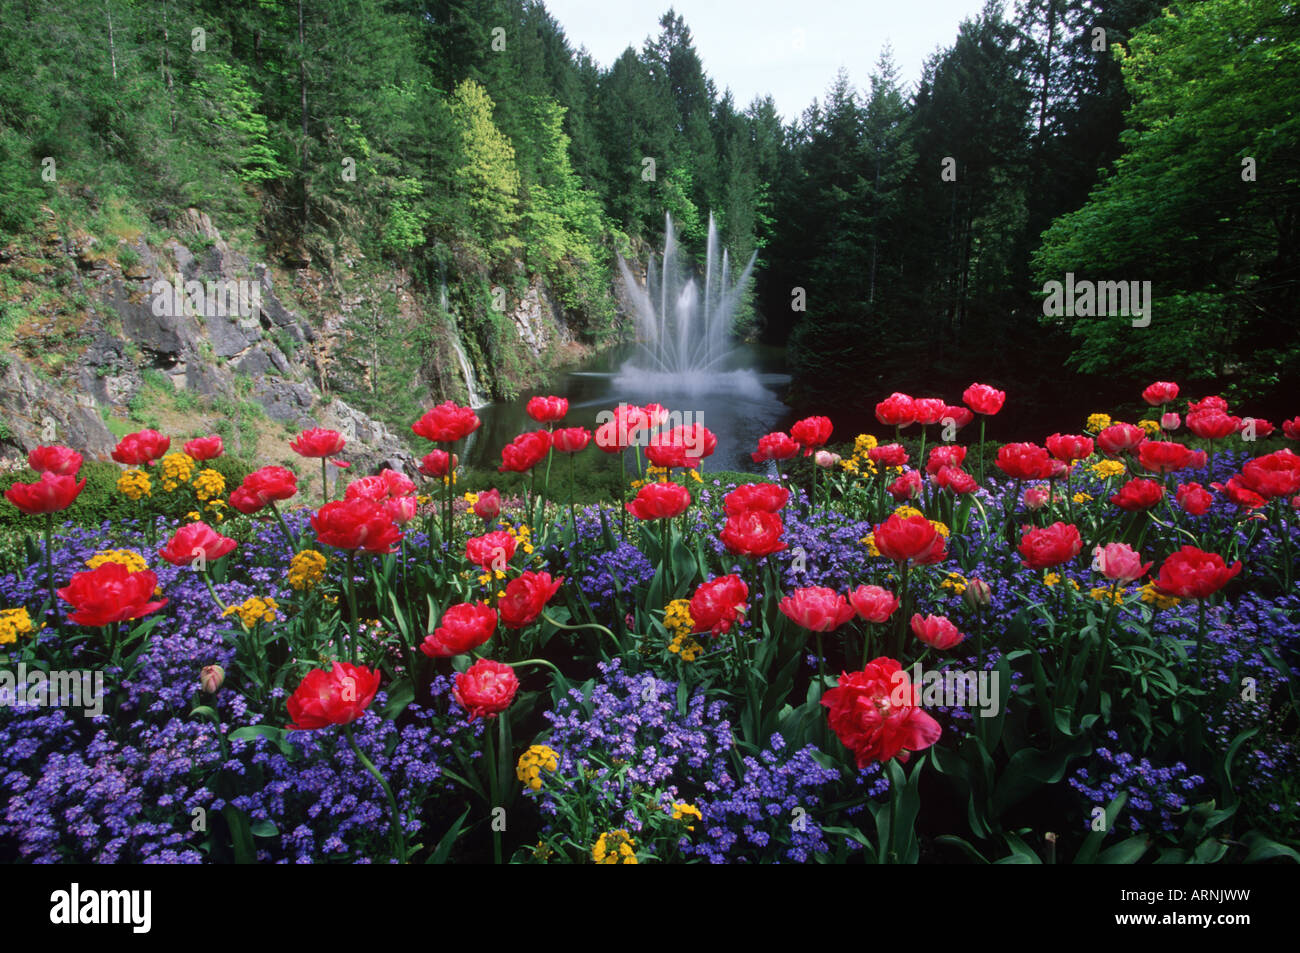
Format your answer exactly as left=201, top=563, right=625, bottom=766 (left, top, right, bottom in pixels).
left=814, top=450, right=840, bottom=468
left=1023, top=485, right=1051, bottom=510
left=200, top=664, right=225, bottom=694
left=964, top=579, right=992, bottom=608
left=1161, top=412, right=1180, bottom=431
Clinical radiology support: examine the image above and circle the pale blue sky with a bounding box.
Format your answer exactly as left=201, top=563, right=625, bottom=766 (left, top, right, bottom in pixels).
left=542, top=0, right=997, bottom=120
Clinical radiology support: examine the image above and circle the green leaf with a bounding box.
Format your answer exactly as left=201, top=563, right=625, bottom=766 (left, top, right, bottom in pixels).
left=427, top=806, right=473, bottom=864
left=383, top=678, right=415, bottom=720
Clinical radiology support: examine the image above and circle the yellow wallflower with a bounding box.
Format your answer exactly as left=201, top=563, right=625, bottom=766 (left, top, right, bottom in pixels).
left=688, top=469, right=703, bottom=483
left=668, top=631, right=704, bottom=662
left=86, top=549, right=148, bottom=573
left=1043, top=572, right=1079, bottom=591
left=117, top=469, right=151, bottom=500
left=663, top=599, right=694, bottom=638
left=1090, top=459, right=1126, bottom=480
left=940, top=572, right=967, bottom=596
left=861, top=533, right=881, bottom=557
left=1138, top=419, right=1162, bottom=438
left=930, top=520, right=950, bottom=538
left=159, top=452, right=196, bottom=492
left=288, top=550, right=327, bottom=591
left=592, top=830, right=638, bottom=865
left=1073, top=492, right=1093, bottom=504
left=222, top=595, right=279, bottom=628
left=0, top=607, right=35, bottom=645
left=192, top=467, right=226, bottom=502
left=1139, top=580, right=1180, bottom=609
left=463, top=491, right=479, bottom=505
left=1086, top=413, right=1112, bottom=434
left=893, top=505, right=924, bottom=521
left=853, top=433, right=879, bottom=454
left=516, top=745, right=560, bottom=791
left=670, top=802, right=703, bottom=832
left=1089, top=586, right=1126, bottom=605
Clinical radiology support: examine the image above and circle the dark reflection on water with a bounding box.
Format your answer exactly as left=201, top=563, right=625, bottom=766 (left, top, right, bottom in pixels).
left=461, top=343, right=795, bottom=474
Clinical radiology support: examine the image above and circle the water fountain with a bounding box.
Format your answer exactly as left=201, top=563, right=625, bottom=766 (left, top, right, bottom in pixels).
left=614, top=212, right=767, bottom=398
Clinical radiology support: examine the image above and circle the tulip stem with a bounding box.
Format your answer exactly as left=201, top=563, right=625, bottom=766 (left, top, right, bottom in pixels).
left=203, top=573, right=228, bottom=614
left=978, top=417, right=987, bottom=487
left=815, top=631, right=826, bottom=690
left=1194, top=598, right=1209, bottom=688
left=507, top=657, right=563, bottom=677
left=540, top=611, right=620, bottom=647
left=345, top=724, right=407, bottom=864
left=42, top=512, right=59, bottom=631
left=321, top=458, right=330, bottom=507
left=346, top=549, right=359, bottom=665
left=268, top=502, right=296, bottom=557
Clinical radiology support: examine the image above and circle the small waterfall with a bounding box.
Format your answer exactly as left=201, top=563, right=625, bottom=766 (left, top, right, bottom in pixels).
left=439, top=279, right=489, bottom=409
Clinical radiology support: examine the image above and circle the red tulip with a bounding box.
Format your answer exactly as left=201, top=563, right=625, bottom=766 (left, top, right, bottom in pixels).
left=913, top=398, right=947, bottom=426
left=962, top=383, right=1005, bottom=416
left=723, top=482, right=789, bottom=517
left=1188, top=395, right=1229, bottom=415
left=719, top=510, right=787, bottom=558
left=1096, top=423, right=1148, bottom=457
left=848, top=585, right=899, bottom=624
left=996, top=442, right=1053, bottom=480
left=790, top=416, right=833, bottom=455
left=345, top=475, right=389, bottom=504
left=1023, top=485, right=1052, bottom=511
left=526, top=395, right=568, bottom=423
left=112, top=429, right=170, bottom=466
left=5, top=471, right=85, bottom=515
left=1092, top=543, right=1152, bottom=583
left=290, top=427, right=346, bottom=458
left=229, top=466, right=298, bottom=514
left=910, top=613, right=965, bottom=650
left=1045, top=433, right=1094, bottom=464
left=641, top=403, right=670, bottom=428
left=286, top=662, right=381, bottom=730
left=1239, top=449, right=1300, bottom=499
left=934, top=466, right=978, bottom=494
left=1186, top=409, right=1239, bottom=441
left=412, top=401, right=481, bottom=443
left=822, top=658, right=942, bottom=766
left=1154, top=546, right=1241, bottom=599
left=56, top=562, right=167, bottom=627
left=1110, top=477, right=1165, bottom=511
left=1018, top=522, right=1082, bottom=569
left=1283, top=417, right=1300, bottom=441
left=499, top=430, right=552, bottom=473
left=887, top=470, right=923, bottom=501
left=1141, top=381, right=1179, bottom=405
left=875, top=392, right=916, bottom=428
left=873, top=514, right=946, bottom=564
left=942, top=405, right=974, bottom=429
left=473, top=488, right=502, bottom=520
left=1240, top=417, right=1275, bottom=439
left=454, top=658, right=519, bottom=721
left=689, top=575, right=749, bottom=635
left=1213, top=475, right=1267, bottom=510
left=779, top=586, right=856, bottom=632
left=27, top=445, right=83, bottom=476
left=466, top=530, right=517, bottom=568
left=420, top=602, right=498, bottom=658
left=474, top=488, right=502, bottom=520
left=419, top=450, right=458, bottom=478
left=1176, top=482, right=1214, bottom=516
left=752, top=431, right=800, bottom=463
left=379, top=469, right=417, bottom=498
left=869, top=444, right=909, bottom=468
left=552, top=427, right=591, bottom=454
left=183, top=435, right=224, bottom=462
left=1161, top=412, right=1181, bottom=432
left=384, top=495, right=419, bottom=524
left=158, top=521, right=236, bottom=567
left=310, top=498, right=403, bottom=553
left=926, top=445, right=967, bottom=475
left=497, top=571, right=563, bottom=629
left=647, top=423, right=717, bottom=468
left=1138, top=441, right=1199, bottom=474
left=625, top=482, right=691, bottom=520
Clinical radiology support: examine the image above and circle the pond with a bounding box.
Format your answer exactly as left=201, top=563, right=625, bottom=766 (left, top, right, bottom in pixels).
left=460, top=342, right=795, bottom=474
